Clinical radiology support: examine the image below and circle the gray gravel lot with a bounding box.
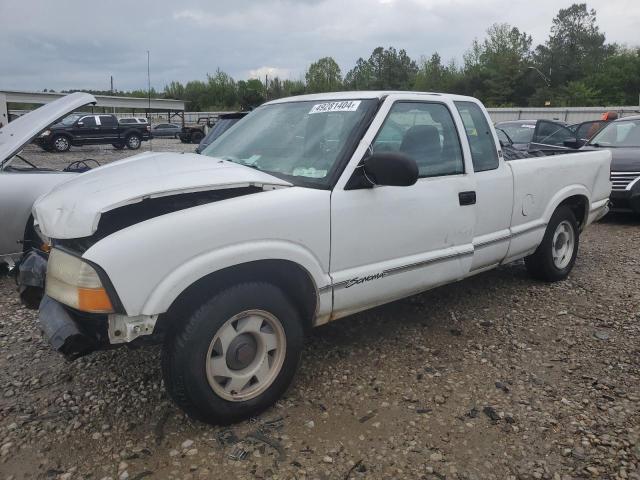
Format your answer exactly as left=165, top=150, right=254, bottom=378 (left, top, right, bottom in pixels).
left=1, top=141, right=639, bottom=480
left=18, top=138, right=196, bottom=170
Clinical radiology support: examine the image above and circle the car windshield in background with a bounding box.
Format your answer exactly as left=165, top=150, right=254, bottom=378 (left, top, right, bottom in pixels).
left=590, top=119, right=640, bottom=147
left=201, top=99, right=377, bottom=187
left=495, top=123, right=535, bottom=143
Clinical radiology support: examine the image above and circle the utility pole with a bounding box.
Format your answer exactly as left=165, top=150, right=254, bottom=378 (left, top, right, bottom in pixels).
left=147, top=50, right=152, bottom=151
left=110, top=75, right=115, bottom=113
left=265, top=74, right=269, bottom=101
left=147, top=51, right=151, bottom=113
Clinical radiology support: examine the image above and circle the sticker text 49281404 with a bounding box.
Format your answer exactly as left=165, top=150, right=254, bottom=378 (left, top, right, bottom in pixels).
left=309, top=101, right=361, bottom=115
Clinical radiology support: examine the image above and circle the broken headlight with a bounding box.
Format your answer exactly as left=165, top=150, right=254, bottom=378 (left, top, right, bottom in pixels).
left=45, top=248, right=114, bottom=313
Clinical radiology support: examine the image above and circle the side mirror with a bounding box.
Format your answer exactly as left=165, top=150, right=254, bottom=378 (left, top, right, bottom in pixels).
left=563, top=137, right=581, bottom=149
left=363, top=152, right=418, bottom=187
left=76, top=121, right=84, bottom=127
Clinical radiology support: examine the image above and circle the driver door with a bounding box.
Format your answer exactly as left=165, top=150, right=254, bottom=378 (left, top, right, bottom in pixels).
left=329, top=96, right=476, bottom=318
left=74, top=115, right=99, bottom=145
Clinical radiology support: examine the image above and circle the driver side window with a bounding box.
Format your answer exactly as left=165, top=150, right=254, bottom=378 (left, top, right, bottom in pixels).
left=371, top=102, right=464, bottom=178
left=79, top=116, right=96, bottom=127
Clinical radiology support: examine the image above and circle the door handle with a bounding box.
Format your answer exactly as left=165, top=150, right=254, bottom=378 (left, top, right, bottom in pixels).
left=458, top=191, right=476, bottom=206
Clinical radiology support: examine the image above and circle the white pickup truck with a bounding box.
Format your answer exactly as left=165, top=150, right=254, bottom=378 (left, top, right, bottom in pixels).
left=33, top=91, right=611, bottom=424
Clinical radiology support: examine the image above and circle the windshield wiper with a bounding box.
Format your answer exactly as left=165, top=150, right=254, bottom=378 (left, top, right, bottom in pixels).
left=220, top=155, right=263, bottom=171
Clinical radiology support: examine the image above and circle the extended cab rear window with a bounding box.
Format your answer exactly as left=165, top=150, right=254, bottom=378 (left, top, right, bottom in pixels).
left=455, top=101, right=499, bottom=172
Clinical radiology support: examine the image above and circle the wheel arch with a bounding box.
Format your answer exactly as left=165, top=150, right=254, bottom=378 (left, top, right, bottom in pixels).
left=155, top=259, right=321, bottom=335
left=557, top=194, right=589, bottom=230
left=543, top=186, right=590, bottom=230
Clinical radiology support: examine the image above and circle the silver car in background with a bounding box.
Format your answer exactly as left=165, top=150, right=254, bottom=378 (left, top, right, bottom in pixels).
left=0, top=93, right=98, bottom=269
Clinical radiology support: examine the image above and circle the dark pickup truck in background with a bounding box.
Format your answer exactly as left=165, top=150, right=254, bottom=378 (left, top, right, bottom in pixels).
left=36, top=113, right=151, bottom=152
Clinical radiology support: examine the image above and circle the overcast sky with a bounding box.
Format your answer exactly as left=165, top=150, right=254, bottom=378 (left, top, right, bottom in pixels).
left=0, top=0, right=638, bottom=94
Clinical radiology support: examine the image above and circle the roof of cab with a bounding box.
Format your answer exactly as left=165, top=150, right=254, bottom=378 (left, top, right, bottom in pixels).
left=264, top=90, right=480, bottom=105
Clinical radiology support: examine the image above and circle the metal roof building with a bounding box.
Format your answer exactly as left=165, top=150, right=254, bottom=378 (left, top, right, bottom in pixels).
left=0, top=90, right=185, bottom=127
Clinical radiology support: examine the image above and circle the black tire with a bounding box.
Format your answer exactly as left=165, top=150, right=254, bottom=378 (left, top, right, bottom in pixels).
left=126, top=134, right=142, bottom=150
left=52, top=135, right=71, bottom=152
left=525, top=206, right=579, bottom=282
left=112, top=143, right=125, bottom=150
left=191, top=131, right=204, bottom=144
left=161, top=282, right=304, bottom=425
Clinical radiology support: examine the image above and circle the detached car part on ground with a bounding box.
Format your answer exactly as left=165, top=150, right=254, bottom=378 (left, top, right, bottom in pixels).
left=36, top=113, right=150, bottom=152
left=0, top=93, right=101, bottom=275
left=32, top=91, right=611, bottom=425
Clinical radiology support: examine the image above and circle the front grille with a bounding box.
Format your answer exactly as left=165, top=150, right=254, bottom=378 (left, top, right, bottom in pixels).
left=610, top=171, right=640, bottom=191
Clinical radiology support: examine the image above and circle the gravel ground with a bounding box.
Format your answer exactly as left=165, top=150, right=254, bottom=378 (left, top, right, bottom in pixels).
left=1, top=142, right=639, bottom=479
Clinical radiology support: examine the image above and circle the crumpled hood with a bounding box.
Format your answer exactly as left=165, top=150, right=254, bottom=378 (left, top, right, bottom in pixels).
left=0, top=92, right=96, bottom=166
left=33, top=152, right=292, bottom=239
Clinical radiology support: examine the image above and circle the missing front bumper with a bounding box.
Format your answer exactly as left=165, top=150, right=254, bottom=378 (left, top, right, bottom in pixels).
left=38, top=295, right=102, bottom=360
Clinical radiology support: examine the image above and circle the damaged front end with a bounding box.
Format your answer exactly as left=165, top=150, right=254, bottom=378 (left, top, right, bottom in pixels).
left=30, top=153, right=293, bottom=360
left=16, top=249, right=48, bottom=309
left=38, top=295, right=104, bottom=360
left=55, top=186, right=265, bottom=253
left=38, top=295, right=161, bottom=361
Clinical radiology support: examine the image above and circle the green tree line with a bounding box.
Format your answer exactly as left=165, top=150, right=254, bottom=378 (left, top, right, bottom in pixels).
left=53, top=3, right=640, bottom=110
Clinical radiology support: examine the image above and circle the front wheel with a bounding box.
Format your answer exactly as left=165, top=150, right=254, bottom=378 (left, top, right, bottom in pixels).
left=161, top=282, right=303, bottom=425
left=525, top=206, right=579, bottom=282
left=52, top=135, right=71, bottom=152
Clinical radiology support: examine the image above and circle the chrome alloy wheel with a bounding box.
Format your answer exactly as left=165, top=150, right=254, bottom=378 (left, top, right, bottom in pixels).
left=205, top=310, right=286, bottom=402
left=128, top=136, right=141, bottom=148
left=551, top=220, right=575, bottom=269
left=54, top=137, right=69, bottom=151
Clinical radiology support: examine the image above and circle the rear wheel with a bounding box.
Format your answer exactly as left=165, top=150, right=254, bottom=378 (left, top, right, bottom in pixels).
left=525, top=206, right=579, bottom=282
left=126, top=134, right=141, bottom=150
left=52, top=135, right=70, bottom=152
left=161, top=282, right=303, bottom=425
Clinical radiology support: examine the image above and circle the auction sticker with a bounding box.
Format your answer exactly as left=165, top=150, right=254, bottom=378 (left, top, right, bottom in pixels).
left=309, top=100, right=361, bottom=114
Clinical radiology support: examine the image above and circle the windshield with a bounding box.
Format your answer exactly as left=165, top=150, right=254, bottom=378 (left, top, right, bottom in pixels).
left=201, top=99, right=378, bottom=187
left=496, top=123, right=536, bottom=144
left=589, top=119, right=640, bottom=147
left=60, top=114, right=82, bottom=126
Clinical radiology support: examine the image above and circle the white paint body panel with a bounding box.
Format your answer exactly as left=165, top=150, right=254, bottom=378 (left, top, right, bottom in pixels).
left=34, top=153, right=292, bottom=239
left=33, top=91, right=612, bottom=331
left=82, top=187, right=331, bottom=318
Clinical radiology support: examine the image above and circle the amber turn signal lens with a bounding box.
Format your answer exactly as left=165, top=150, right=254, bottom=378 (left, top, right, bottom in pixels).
left=77, top=287, right=113, bottom=313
